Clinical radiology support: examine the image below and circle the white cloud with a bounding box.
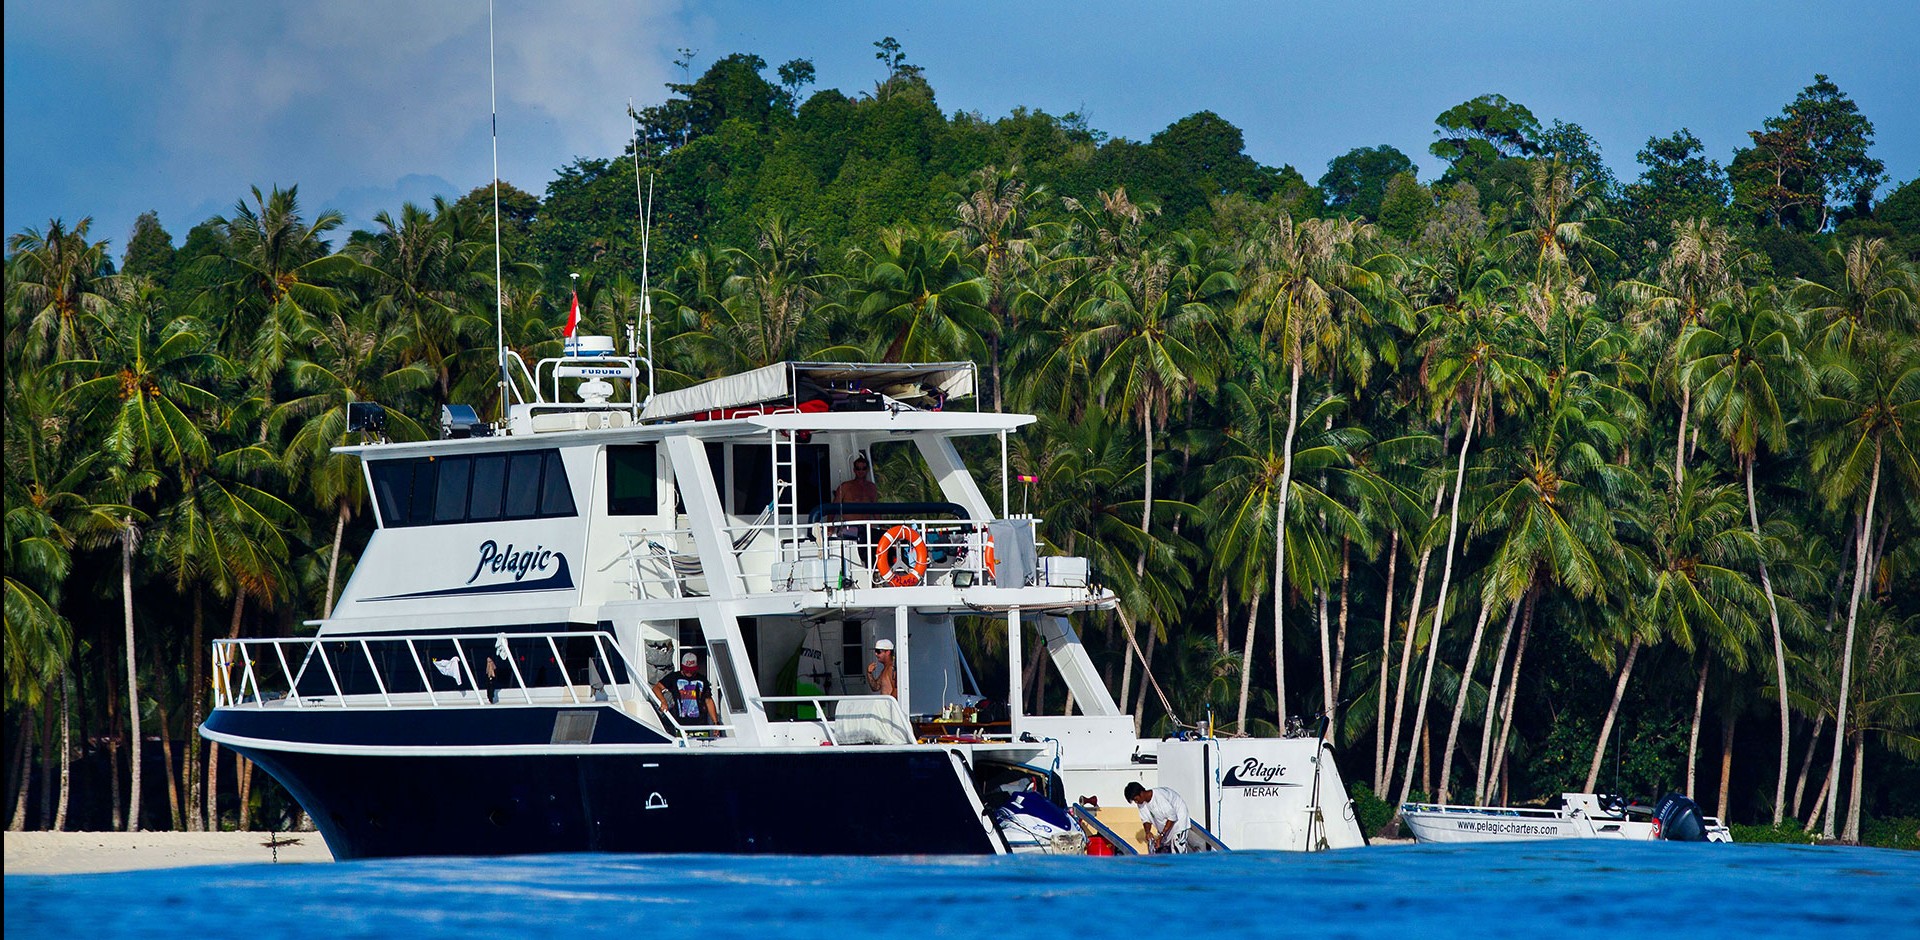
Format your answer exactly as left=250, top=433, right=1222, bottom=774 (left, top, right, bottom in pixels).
left=133, top=1, right=682, bottom=224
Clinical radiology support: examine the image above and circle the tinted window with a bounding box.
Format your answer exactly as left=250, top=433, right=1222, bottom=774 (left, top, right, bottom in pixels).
left=794, top=444, right=831, bottom=515
left=705, top=442, right=727, bottom=507
left=541, top=451, right=576, bottom=516
left=606, top=445, right=657, bottom=515
left=732, top=445, right=772, bottom=515
left=370, top=461, right=411, bottom=525
left=433, top=457, right=471, bottom=523
left=407, top=460, right=438, bottom=526
left=504, top=452, right=544, bottom=518
left=468, top=455, right=506, bottom=521
left=368, top=449, right=575, bottom=527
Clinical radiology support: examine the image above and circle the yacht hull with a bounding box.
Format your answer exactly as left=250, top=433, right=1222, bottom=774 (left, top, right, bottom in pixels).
left=219, top=736, right=1001, bottom=858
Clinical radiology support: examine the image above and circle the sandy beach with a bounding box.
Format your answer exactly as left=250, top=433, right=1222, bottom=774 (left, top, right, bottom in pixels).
left=4, top=831, right=334, bottom=875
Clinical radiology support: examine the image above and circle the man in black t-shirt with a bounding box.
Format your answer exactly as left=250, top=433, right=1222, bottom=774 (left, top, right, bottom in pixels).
left=653, top=650, right=719, bottom=726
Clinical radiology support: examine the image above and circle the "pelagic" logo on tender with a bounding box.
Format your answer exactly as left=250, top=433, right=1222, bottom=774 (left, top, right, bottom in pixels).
left=1222, top=757, right=1296, bottom=787
left=468, top=540, right=555, bottom=584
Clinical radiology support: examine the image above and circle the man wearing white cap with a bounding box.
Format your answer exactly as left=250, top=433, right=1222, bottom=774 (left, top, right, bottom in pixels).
left=653, top=650, right=719, bottom=726
left=865, top=638, right=898, bottom=698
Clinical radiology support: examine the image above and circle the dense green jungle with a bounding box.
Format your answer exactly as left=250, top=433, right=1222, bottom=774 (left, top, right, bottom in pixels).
left=5, top=44, right=1917, bottom=847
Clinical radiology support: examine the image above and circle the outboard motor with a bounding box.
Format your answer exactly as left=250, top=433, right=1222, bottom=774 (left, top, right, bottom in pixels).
left=993, top=791, right=1085, bottom=853
left=1652, top=792, right=1709, bottom=842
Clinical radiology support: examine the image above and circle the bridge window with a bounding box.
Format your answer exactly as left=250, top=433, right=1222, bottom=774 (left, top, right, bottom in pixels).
left=606, top=444, right=658, bottom=515
left=370, top=448, right=576, bottom=527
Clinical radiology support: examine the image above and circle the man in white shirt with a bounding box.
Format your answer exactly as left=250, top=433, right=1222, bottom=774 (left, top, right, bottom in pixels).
left=1125, top=781, right=1193, bottom=853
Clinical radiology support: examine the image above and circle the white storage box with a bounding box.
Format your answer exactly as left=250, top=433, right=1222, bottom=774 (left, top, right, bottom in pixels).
left=1038, top=555, right=1090, bottom=588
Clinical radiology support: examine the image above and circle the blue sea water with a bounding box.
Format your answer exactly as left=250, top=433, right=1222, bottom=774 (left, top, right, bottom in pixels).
left=7, top=841, right=1917, bottom=939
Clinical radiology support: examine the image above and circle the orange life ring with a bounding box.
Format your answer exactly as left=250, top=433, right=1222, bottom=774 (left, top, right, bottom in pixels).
left=981, top=532, right=997, bottom=582
left=875, top=525, right=930, bottom=587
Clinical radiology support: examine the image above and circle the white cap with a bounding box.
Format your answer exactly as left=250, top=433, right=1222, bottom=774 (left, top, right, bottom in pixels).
left=680, top=651, right=699, bottom=666
left=874, top=638, right=894, bottom=651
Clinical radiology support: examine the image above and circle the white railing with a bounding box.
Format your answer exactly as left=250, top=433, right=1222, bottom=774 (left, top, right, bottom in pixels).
left=1400, top=801, right=1566, bottom=819
left=757, top=694, right=916, bottom=745
left=621, top=516, right=1004, bottom=599
left=211, top=630, right=681, bottom=726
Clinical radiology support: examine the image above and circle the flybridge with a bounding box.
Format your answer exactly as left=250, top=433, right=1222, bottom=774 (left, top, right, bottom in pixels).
left=638, top=361, right=978, bottom=423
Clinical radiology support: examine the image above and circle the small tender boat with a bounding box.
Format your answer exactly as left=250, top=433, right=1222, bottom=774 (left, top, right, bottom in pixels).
left=1401, top=792, right=1733, bottom=844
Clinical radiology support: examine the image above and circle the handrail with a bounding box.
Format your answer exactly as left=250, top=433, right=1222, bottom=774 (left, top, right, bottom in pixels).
left=211, top=630, right=680, bottom=732
left=758, top=693, right=914, bottom=746
left=1401, top=801, right=1565, bottom=819
left=1068, top=804, right=1140, bottom=855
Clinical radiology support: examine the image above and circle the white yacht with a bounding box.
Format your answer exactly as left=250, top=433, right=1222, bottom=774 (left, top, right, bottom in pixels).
left=201, top=349, right=1366, bottom=857
left=1401, top=792, right=1734, bottom=844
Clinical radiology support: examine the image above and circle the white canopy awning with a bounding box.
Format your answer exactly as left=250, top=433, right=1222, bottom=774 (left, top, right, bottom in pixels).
left=640, top=362, right=977, bottom=422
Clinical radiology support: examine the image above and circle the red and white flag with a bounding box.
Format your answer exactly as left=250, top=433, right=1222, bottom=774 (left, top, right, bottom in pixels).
left=564, top=290, right=580, bottom=338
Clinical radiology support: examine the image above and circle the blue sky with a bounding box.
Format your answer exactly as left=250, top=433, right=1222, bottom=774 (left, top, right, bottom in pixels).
left=5, top=1, right=1915, bottom=255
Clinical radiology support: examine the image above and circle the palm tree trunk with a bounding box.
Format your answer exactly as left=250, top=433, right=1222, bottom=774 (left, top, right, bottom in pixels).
left=209, top=593, right=246, bottom=830
left=121, top=522, right=142, bottom=832
left=1473, top=589, right=1520, bottom=804
left=1803, top=757, right=1835, bottom=834
left=38, top=707, right=53, bottom=828
left=1844, top=733, right=1864, bottom=843
left=1673, top=382, right=1691, bottom=485
left=1385, top=488, right=1441, bottom=793
left=106, top=669, right=122, bottom=830
left=1274, top=352, right=1304, bottom=723
left=1744, top=459, right=1790, bottom=825
left=1396, top=385, right=1480, bottom=811
left=1132, top=628, right=1157, bottom=727
left=1333, top=539, right=1352, bottom=713
left=1316, top=588, right=1332, bottom=717
left=158, top=702, right=181, bottom=830
left=8, top=710, right=32, bottom=830
left=238, top=755, right=255, bottom=831
left=1824, top=437, right=1879, bottom=840
left=1374, top=532, right=1399, bottom=789
left=1216, top=577, right=1229, bottom=649
left=1687, top=659, right=1708, bottom=795
left=1234, top=591, right=1261, bottom=730
left=1717, top=712, right=1736, bottom=821
left=55, top=671, right=72, bottom=831
left=1438, top=600, right=1502, bottom=804
left=1585, top=637, right=1642, bottom=792
left=1793, top=716, right=1824, bottom=819
left=1488, top=591, right=1535, bottom=801
left=188, top=590, right=204, bottom=831
left=326, top=499, right=349, bottom=617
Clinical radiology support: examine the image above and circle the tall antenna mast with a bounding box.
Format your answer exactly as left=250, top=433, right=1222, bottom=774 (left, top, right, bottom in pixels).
left=630, top=101, right=655, bottom=412
left=488, top=0, right=507, bottom=424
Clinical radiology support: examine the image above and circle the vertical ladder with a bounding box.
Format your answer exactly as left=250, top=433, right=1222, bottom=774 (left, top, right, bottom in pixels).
left=769, top=427, right=799, bottom=563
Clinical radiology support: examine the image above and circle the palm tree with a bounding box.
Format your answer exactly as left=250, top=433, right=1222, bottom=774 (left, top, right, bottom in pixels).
left=1237, top=211, right=1378, bottom=722
left=1796, top=237, right=1918, bottom=354
left=1395, top=286, right=1540, bottom=811
left=1503, top=157, right=1616, bottom=286
left=953, top=165, right=1048, bottom=411
left=5, top=217, right=113, bottom=365
left=277, top=301, right=434, bottom=614
left=349, top=197, right=483, bottom=400
left=1682, top=286, right=1811, bottom=822
left=194, top=185, right=353, bottom=409
left=1621, top=218, right=1754, bottom=485
left=670, top=218, right=836, bottom=372
left=1442, top=307, right=1638, bottom=804
left=846, top=227, right=991, bottom=363
left=60, top=279, right=220, bottom=830
left=1807, top=334, right=1920, bottom=839
left=1588, top=473, right=1764, bottom=792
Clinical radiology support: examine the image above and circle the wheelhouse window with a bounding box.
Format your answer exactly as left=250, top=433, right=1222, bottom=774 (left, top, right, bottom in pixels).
left=606, top=444, right=658, bottom=515
left=369, top=448, right=576, bottom=527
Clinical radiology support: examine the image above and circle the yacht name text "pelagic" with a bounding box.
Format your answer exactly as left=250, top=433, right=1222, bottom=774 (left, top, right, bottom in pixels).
left=468, top=541, right=555, bottom=584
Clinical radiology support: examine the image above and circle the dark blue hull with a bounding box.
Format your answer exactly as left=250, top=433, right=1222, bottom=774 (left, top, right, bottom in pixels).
left=203, top=707, right=1001, bottom=858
